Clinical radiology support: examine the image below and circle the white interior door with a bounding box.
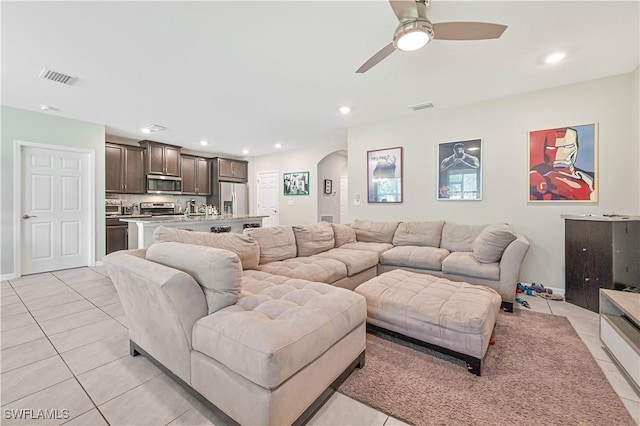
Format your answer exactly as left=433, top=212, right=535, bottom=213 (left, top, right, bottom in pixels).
left=339, top=175, right=348, bottom=224
left=256, top=171, right=279, bottom=227
left=21, top=146, right=91, bottom=274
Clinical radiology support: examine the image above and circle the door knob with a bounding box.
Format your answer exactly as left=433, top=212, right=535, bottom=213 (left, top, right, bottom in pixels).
left=22, top=215, right=37, bottom=219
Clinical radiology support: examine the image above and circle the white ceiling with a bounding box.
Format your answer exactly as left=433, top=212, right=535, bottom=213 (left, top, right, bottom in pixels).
left=2, top=1, right=639, bottom=157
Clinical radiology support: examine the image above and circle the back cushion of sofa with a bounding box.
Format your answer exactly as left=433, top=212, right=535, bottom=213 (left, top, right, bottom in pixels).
left=292, top=222, right=335, bottom=257
left=244, top=226, right=297, bottom=264
left=147, top=242, right=241, bottom=314
left=392, top=221, right=445, bottom=247
left=331, top=223, right=356, bottom=247
left=473, top=224, right=517, bottom=263
left=351, top=219, right=400, bottom=244
left=153, top=226, right=260, bottom=270
left=440, top=222, right=487, bottom=252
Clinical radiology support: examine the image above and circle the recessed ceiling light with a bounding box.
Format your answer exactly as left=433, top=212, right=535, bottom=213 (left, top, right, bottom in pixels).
left=339, top=106, right=351, bottom=114
left=242, top=149, right=249, bottom=154
left=545, top=52, right=566, bottom=64
left=39, top=105, right=51, bottom=111
left=200, top=140, right=208, bottom=146
left=140, top=124, right=166, bottom=134
left=274, top=143, right=282, bottom=149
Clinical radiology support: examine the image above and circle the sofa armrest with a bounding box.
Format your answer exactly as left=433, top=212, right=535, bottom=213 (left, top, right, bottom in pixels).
left=104, top=250, right=207, bottom=383
left=497, top=233, right=531, bottom=302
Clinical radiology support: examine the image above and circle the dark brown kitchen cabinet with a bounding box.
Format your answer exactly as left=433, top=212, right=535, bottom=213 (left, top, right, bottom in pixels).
left=181, top=155, right=211, bottom=195
left=106, top=217, right=128, bottom=254
left=565, top=217, right=640, bottom=313
left=139, top=140, right=181, bottom=176
left=105, top=143, right=145, bottom=194
left=216, top=158, right=248, bottom=182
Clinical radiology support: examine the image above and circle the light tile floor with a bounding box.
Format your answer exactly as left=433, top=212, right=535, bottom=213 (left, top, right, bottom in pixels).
left=0, top=268, right=638, bottom=425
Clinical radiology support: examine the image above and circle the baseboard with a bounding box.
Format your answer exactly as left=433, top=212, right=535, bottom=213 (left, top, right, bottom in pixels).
left=93, top=261, right=104, bottom=267
left=1, top=273, right=17, bottom=280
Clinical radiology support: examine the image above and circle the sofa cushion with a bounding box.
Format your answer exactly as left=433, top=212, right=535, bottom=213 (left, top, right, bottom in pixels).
left=255, top=257, right=347, bottom=283
left=192, top=274, right=366, bottom=389
left=313, top=248, right=379, bottom=276
left=147, top=242, right=241, bottom=314
left=332, top=223, right=356, bottom=247
left=473, top=224, right=516, bottom=263
left=292, top=222, right=335, bottom=257
left=440, top=223, right=487, bottom=252
left=380, top=246, right=450, bottom=271
left=441, top=252, right=500, bottom=281
left=339, top=241, right=393, bottom=257
left=244, top=226, right=297, bottom=265
left=350, top=219, right=400, bottom=244
left=392, top=221, right=445, bottom=247
left=153, top=225, right=260, bottom=270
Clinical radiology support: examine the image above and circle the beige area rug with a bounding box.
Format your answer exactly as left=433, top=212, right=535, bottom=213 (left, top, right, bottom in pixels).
left=339, top=310, right=635, bottom=426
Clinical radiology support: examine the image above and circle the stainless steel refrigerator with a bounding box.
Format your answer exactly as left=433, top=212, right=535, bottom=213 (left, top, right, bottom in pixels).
left=215, top=182, right=248, bottom=215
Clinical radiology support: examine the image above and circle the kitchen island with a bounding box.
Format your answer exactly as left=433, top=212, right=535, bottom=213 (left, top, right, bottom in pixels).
left=120, top=214, right=267, bottom=249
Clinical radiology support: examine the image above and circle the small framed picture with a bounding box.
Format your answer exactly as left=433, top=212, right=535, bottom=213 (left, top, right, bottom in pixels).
left=283, top=171, right=310, bottom=196
left=324, top=179, right=332, bottom=194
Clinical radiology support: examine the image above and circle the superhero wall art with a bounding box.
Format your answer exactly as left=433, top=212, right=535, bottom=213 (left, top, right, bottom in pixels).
left=529, top=123, right=598, bottom=202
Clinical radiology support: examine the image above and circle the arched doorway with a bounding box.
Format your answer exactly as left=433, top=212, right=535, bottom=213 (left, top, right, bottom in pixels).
left=317, top=150, right=348, bottom=223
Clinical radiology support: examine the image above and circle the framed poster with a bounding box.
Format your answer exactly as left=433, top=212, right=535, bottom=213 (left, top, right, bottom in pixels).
left=437, top=139, right=482, bottom=200
left=528, top=123, right=598, bottom=202
left=283, top=171, right=310, bottom=196
left=367, top=147, right=403, bottom=203
left=324, top=179, right=332, bottom=194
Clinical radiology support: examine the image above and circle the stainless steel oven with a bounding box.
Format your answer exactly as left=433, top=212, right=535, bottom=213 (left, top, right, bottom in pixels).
left=146, top=175, right=182, bottom=194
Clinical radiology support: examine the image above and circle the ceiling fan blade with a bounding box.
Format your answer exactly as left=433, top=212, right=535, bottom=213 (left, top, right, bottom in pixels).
left=356, top=43, right=397, bottom=74
left=432, top=22, right=507, bottom=40
left=389, top=0, right=419, bottom=22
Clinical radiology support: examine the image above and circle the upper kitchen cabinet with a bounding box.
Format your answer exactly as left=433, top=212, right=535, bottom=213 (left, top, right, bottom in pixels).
left=139, top=140, right=181, bottom=176
left=181, top=155, right=211, bottom=195
left=105, top=143, right=145, bottom=194
left=215, top=157, right=248, bottom=182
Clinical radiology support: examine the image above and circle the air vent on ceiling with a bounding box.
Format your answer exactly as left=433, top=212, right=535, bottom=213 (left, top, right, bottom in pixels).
left=39, top=68, right=76, bottom=85
left=409, top=102, right=434, bottom=111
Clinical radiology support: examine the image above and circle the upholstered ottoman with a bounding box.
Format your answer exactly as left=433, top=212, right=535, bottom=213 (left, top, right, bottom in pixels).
left=354, top=269, right=501, bottom=375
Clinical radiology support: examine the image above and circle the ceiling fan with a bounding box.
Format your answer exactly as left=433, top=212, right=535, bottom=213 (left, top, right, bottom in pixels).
left=356, top=0, right=507, bottom=73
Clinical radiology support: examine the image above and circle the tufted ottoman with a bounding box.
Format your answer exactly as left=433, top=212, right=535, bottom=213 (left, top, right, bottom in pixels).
left=354, top=269, right=501, bottom=375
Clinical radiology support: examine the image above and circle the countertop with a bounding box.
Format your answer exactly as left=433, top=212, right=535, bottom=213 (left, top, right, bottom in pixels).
left=119, top=214, right=267, bottom=224
left=561, top=214, right=640, bottom=222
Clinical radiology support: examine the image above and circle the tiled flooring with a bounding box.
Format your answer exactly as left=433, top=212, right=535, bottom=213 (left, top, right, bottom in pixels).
left=1, top=268, right=638, bottom=425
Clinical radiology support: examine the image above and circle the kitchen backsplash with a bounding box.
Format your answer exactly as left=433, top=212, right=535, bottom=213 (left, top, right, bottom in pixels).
left=116, top=194, right=208, bottom=212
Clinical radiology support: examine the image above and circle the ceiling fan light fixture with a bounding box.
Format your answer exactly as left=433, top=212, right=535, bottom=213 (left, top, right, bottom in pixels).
left=393, top=20, right=433, bottom=52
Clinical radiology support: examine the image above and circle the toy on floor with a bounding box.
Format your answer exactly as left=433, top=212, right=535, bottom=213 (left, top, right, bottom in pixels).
left=515, top=297, right=531, bottom=309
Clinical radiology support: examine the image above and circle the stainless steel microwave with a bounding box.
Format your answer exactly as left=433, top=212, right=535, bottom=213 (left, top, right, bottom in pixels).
left=146, top=175, right=182, bottom=194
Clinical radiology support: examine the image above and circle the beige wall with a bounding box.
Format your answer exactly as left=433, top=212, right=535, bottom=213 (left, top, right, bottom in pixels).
left=317, top=150, right=348, bottom=223
left=1, top=106, right=106, bottom=277
left=347, top=71, right=640, bottom=290
left=252, top=142, right=347, bottom=226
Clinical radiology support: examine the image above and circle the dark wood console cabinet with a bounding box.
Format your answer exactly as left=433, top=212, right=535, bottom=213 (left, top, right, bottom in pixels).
left=564, top=216, right=640, bottom=312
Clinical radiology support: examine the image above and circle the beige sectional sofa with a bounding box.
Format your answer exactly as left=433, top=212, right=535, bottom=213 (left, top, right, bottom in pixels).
left=243, top=219, right=529, bottom=312
left=103, top=219, right=529, bottom=424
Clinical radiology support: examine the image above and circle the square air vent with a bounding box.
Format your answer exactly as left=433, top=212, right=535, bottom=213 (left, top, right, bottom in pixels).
left=39, top=68, right=76, bottom=85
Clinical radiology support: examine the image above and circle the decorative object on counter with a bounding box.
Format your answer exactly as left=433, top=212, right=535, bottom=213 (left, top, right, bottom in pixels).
left=367, top=146, right=403, bottom=203
left=437, top=139, right=482, bottom=201
left=529, top=123, right=598, bottom=202
left=324, top=179, right=332, bottom=195
left=283, top=171, right=310, bottom=196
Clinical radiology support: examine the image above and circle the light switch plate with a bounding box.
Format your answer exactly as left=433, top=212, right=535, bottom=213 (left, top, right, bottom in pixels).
left=287, top=200, right=294, bottom=206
